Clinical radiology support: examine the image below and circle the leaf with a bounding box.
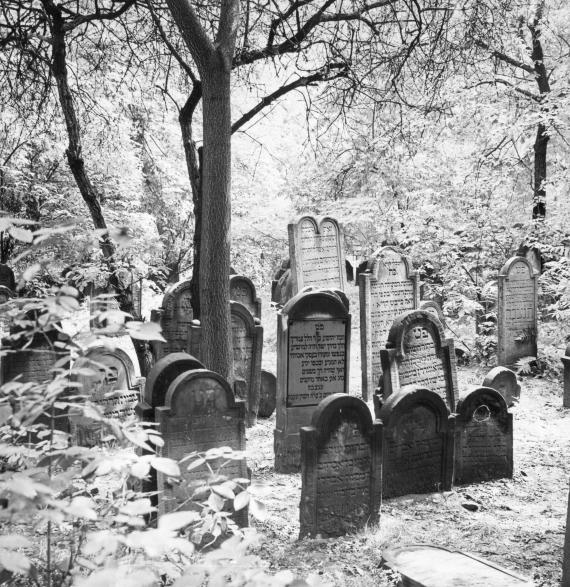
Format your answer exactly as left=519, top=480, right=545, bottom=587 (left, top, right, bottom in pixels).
left=151, top=457, right=180, bottom=477
left=157, top=510, right=200, bottom=531
left=130, top=460, right=151, bottom=479
left=186, top=457, right=206, bottom=472
left=0, top=536, right=32, bottom=549
left=211, top=484, right=235, bottom=500
left=21, top=264, right=41, bottom=283
left=119, top=499, right=155, bottom=517
left=233, top=490, right=250, bottom=511
left=249, top=498, right=267, bottom=521
left=66, top=496, right=97, bottom=520
left=207, top=491, right=225, bottom=512
left=0, top=549, right=31, bottom=574
left=126, top=321, right=166, bottom=342
left=9, top=227, right=34, bottom=243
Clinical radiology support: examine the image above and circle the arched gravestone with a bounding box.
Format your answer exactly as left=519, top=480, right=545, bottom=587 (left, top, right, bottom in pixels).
left=378, top=387, right=454, bottom=499
left=359, top=247, right=420, bottom=400
left=151, top=279, right=193, bottom=360
left=230, top=275, right=261, bottom=320
left=299, top=394, right=381, bottom=538
left=69, top=347, right=144, bottom=446
left=497, top=256, right=537, bottom=367
left=275, top=288, right=351, bottom=473
left=155, top=369, right=247, bottom=525
left=258, top=369, right=277, bottom=418
left=482, top=366, right=520, bottom=407
left=454, top=386, right=513, bottom=485
left=419, top=299, right=445, bottom=328
left=562, top=344, right=570, bottom=409
left=289, top=215, right=347, bottom=296
left=379, top=310, right=459, bottom=412
left=230, top=301, right=263, bottom=426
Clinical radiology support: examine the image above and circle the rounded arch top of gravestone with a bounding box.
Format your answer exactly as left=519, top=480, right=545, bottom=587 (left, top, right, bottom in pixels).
left=230, top=300, right=257, bottom=330
left=482, top=366, right=520, bottom=407
left=144, top=352, right=204, bottom=407
left=0, top=285, right=15, bottom=304
left=385, top=309, right=445, bottom=356
left=76, top=346, right=137, bottom=386
left=282, top=287, right=349, bottom=321
left=365, top=245, right=415, bottom=279
left=456, top=386, right=509, bottom=429
left=310, top=393, right=373, bottom=440
left=378, top=386, right=450, bottom=431
left=516, top=244, right=542, bottom=275
left=161, top=278, right=193, bottom=318
left=230, top=275, right=261, bottom=319
left=499, top=255, right=537, bottom=279
left=419, top=300, right=445, bottom=327
left=164, top=368, right=242, bottom=416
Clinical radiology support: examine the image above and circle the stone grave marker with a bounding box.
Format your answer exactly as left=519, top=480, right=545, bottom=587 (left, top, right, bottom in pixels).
left=454, top=386, right=513, bottom=485
left=299, top=394, right=381, bottom=538
left=497, top=256, right=537, bottom=367
left=155, top=368, right=247, bottom=525
left=151, top=279, right=193, bottom=360
left=0, top=286, right=14, bottom=382
left=379, top=309, right=459, bottom=412
left=289, top=215, right=347, bottom=296
left=275, top=288, right=351, bottom=473
left=230, top=275, right=261, bottom=319
left=359, top=247, right=419, bottom=399
left=258, top=369, right=277, bottom=418
left=482, top=366, right=520, bottom=407
left=378, top=386, right=454, bottom=499
left=231, top=301, right=263, bottom=426
left=419, top=300, right=445, bottom=328
left=70, top=347, right=144, bottom=446
left=563, top=345, right=570, bottom=409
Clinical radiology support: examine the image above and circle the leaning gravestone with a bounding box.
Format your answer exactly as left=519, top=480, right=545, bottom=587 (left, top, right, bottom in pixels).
left=497, top=256, right=537, bottom=367
left=230, top=275, right=261, bottom=320
left=300, top=394, right=381, bottom=538
left=151, top=279, right=193, bottom=360
left=359, top=247, right=419, bottom=400
left=482, top=366, right=520, bottom=407
left=258, top=369, right=277, bottom=418
left=562, top=344, right=570, bottom=409
left=454, top=386, right=513, bottom=485
left=230, top=301, right=263, bottom=426
left=275, top=288, right=351, bottom=473
left=378, top=387, right=454, bottom=499
left=289, top=216, right=347, bottom=296
left=70, top=347, right=144, bottom=446
left=155, top=368, right=247, bottom=525
left=379, top=310, right=459, bottom=412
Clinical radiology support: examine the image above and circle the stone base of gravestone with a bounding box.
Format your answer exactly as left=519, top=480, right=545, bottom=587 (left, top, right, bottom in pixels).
left=482, top=366, right=521, bottom=407
left=258, top=370, right=277, bottom=418
left=382, top=545, right=532, bottom=586
left=454, top=386, right=513, bottom=485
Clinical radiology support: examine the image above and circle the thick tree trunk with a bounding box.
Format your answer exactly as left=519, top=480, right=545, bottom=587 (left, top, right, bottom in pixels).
left=532, top=122, right=548, bottom=220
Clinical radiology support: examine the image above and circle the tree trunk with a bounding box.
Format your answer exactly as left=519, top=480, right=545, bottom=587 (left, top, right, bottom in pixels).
left=532, top=122, right=548, bottom=220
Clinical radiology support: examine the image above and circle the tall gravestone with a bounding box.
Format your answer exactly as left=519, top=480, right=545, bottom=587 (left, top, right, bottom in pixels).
left=258, top=369, right=277, bottom=418
left=378, top=387, right=454, bottom=499
left=359, top=247, right=419, bottom=400
left=482, top=366, right=520, bottom=407
left=230, top=275, right=261, bottom=320
left=70, top=348, right=144, bottom=446
left=379, top=310, right=459, bottom=412
left=563, top=345, right=570, bottom=409
left=497, top=256, right=537, bottom=367
left=151, top=279, right=193, bottom=360
left=155, top=369, right=247, bottom=525
left=230, top=301, right=263, bottom=426
left=289, top=216, right=347, bottom=296
left=275, top=288, right=351, bottom=473
left=300, top=394, right=381, bottom=538
left=454, top=386, right=512, bottom=485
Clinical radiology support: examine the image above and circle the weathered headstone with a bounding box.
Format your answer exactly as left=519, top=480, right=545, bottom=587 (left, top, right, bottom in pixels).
left=289, top=216, right=347, bottom=296
left=230, top=275, right=261, bottom=319
left=0, top=286, right=14, bottom=382
left=275, top=288, right=351, bottom=472
left=497, top=256, right=537, bottom=367
left=300, top=394, right=381, bottom=538
left=419, top=300, right=445, bottom=328
left=258, top=369, right=277, bottom=418
left=155, top=368, right=247, bottom=525
left=482, top=366, right=520, bottom=407
left=562, top=344, right=570, bottom=409
left=378, top=386, right=454, bottom=499
left=359, top=247, right=419, bottom=399
left=379, top=310, right=459, bottom=412
left=454, top=386, right=513, bottom=485
left=70, top=347, right=144, bottom=446
left=151, top=279, right=193, bottom=360
left=231, top=301, right=263, bottom=426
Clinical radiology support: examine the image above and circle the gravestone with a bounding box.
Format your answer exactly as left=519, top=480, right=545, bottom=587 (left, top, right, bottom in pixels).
left=379, top=310, right=459, bottom=412
left=230, top=275, right=261, bottom=320
left=517, top=244, right=542, bottom=275
left=0, top=286, right=14, bottom=382
left=258, top=369, right=277, bottom=418
left=482, top=366, right=520, bottom=407
left=419, top=300, right=445, bottom=328
left=563, top=480, right=570, bottom=587
left=275, top=288, right=351, bottom=473
left=289, top=216, right=347, bottom=296
left=230, top=301, right=263, bottom=426
left=454, top=386, right=513, bottom=485
left=70, top=347, right=144, bottom=446
left=378, top=387, right=454, bottom=499
left=151, top=279, right=193, bottom=360
left=155, top=368, right=247, bottom=525
left=497, top=256, right=537, bottom=367
left=300, top=394, right=381, bottom=538
left=359, top=247, right=419, bottom=400
left=271, top=259, right=292, bottom=305
left=0, top=264, right=16, bottom=292
left=562, top=344, right=570, bottom=409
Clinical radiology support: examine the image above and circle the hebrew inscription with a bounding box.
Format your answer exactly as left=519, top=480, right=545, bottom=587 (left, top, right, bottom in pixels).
left=232, top=313, right=253, bottom=400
